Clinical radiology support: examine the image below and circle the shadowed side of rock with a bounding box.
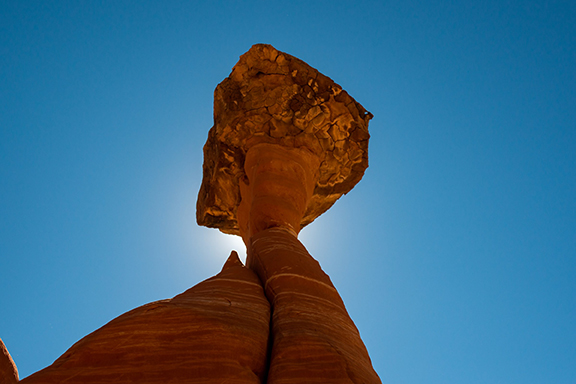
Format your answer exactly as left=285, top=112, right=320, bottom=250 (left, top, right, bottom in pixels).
left=19, top=252, right=270, bottom=384
left=0, top=337, right=19, bottom=384
left=247, top=228, right=381, bottom=384
left=197, top=44, right=372, bottom=235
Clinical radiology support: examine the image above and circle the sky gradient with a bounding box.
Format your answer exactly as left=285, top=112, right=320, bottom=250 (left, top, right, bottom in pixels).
left=1, top=1, right=575, bottom=382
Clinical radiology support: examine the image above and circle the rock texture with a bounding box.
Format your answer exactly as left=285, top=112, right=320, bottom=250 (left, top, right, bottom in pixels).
left=199, top=43, right=380, bottom=383
left=237, top=143, right=320, bottom=242
left=0, top=337, right=19, bottom=384
left=247, top=228, right=381, bottom=384
left=20, top=252, right=271, bottom=384
left=197, top=44, right=372, bottom=235
left=8, top=43, right=380, bottom=383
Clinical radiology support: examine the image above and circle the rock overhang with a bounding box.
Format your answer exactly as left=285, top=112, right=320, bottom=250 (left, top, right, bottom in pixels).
left=197, top=44, right=372, bottom=235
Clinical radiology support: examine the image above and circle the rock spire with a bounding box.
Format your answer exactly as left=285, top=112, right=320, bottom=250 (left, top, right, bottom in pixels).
left=5, top=44, right=380, bottom=384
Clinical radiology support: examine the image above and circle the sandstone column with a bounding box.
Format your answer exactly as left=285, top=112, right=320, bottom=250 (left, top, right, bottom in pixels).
left=237, top=143, right=380, bottom=383
left=8, top=43, right=379, bottom=383
left=248, top=227, right=381, bottom=384
left=197, top=44, right=380, bottom=383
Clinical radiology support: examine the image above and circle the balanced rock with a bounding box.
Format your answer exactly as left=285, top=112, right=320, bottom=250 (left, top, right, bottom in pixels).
left=199, top=43, right=380, bottom=383
left=9, top=43, right=379, bottom=384
left=197, top=44, right=372, bottom=235
left=20, top=252, right=271, bottom=384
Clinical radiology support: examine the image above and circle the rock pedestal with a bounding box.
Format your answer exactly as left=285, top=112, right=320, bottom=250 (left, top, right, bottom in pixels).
left=5, top=43, right=380, bottom=383
left=228, top=45, right=380, bottom=383
left=247, top=228, right=381, bottom=383
left=237, top=143, right=320, bottom=242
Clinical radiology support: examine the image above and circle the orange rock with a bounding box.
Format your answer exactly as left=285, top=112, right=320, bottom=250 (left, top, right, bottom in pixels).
left=0, top=337, right=19, bottom=384
left=247, top=228, right=381, bottom=384
left=221, top=45, right=380, bottom=383
left=237, top=143, right=320, bottom=243
left=20, top=252, right=270, bottom=384
left=197, top=44, right=372, bottom=235
left=14, top=43, right=378, bottom=384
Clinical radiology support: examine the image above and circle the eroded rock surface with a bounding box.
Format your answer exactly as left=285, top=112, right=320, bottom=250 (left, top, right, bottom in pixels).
left=248, top=228, right=381, bottom=384
left=9, top=43, right=379, bottom=384
left=0, top=337, right=18, bottom=384
left=237, top=143, right=320, bottom=242
left=197, top=44, right=372, bottom=235
left=20, top=252, right=270, bottom=384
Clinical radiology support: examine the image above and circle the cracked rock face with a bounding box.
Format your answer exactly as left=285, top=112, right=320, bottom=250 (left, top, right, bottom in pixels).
left=197, top=44, right=372, bottom=235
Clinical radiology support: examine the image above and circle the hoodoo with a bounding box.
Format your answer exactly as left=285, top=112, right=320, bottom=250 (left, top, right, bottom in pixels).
left=198, top=43, right=379, bottom=383
left=10, top=44, right=379, bottom=383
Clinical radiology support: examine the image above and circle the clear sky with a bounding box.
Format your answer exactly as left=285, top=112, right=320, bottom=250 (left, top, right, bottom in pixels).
left=1, top=1, right=575, bottom=382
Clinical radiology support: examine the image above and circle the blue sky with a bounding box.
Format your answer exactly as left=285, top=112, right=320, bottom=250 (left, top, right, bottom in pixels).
left=1, top=1, right=575, bottom=382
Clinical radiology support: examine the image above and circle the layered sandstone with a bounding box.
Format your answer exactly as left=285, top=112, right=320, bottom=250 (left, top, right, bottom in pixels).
left=7, top=43, right=379, bottom=383
left=197, top=44, right=372, bottom=235
left=0, top=337, right=18, bottom=384
left=201, top=44, right=380, bottom=383
left=247, top=228, right=381, bottom=384
left=237, top=143, right=320, bottom=242
left=20, top=252, right=270, bottom=384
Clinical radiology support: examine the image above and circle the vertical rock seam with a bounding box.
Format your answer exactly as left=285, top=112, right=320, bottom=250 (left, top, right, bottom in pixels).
left=19, top=252, right=270, bottom=384
left=247, top=228, right=382, bottom=384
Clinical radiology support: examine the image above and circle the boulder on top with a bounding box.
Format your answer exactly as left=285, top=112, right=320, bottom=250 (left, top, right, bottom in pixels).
left=197, top=44, right=372, bottom=235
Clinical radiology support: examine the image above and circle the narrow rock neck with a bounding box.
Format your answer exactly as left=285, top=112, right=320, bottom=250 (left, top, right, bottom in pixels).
left=237, top=143, right=319, bottom=245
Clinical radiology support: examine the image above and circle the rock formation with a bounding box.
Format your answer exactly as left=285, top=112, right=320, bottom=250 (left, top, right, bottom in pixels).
left=19, top=252, right=271, bottom=383
left=5, top=44, right=380, bottom=383
left=212, top=44, right=380, bottom=383
left=197, top=43, right=372, bottom=235
left=248, top=227, right=381, bottom=383
left=0, top=337, right=19, bottom=384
